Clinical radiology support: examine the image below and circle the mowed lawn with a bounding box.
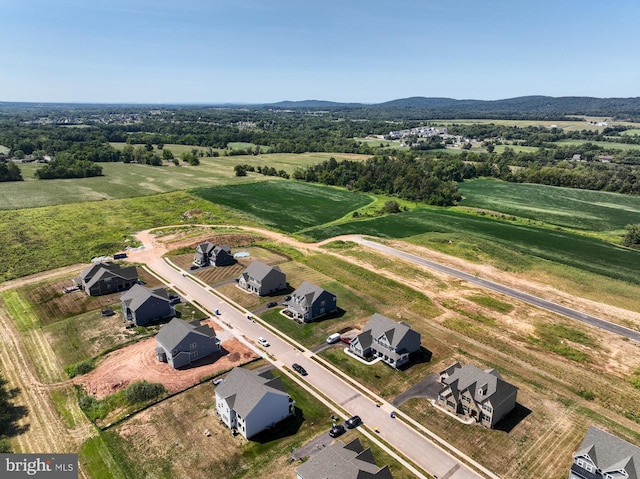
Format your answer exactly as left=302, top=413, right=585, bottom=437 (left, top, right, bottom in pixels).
left=458, top=178, right=640, bottom=231
left=192, top=181, right=374, bottom=233
left=302, top=207, right=640, bottom=285
left=553, top=138, right=640, bottom=151
left=0, top=151, right=370, bottom=210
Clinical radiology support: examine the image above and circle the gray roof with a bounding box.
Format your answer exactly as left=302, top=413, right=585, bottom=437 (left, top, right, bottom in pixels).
left=196, top=242, right=216, bottom=255
left=215, top=367, right=290, bottom=417
left=81, top=262, right=138, bottom=289
left=120, top=284, right=169, bottom=311
left=240, top=260, right=282, bottom=282
left=358, top=313, right=420, bottom=352
left=295, top=438, right=393, bottom=479
left=156, top=318, right=217, bottom=352
left=291, top=281, right=331, bottom=307
left=441, top=364, right=517, bottom=405
left=575, top=426, right=640, bottom=479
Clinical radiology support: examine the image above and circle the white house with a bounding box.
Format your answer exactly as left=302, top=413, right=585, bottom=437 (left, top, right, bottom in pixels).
left=215, top=367, right=294, bottom=439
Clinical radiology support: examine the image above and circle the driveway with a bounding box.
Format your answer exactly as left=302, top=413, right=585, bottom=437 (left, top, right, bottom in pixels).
left=391, top=373, right=440, bottom=407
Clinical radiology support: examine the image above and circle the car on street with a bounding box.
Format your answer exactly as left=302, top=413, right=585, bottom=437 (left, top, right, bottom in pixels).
left=258, top=337, right=270, bottom=347
left=345, top=415, right=362, bottom=429
left=266, top=301, right=278, bottom=308
left=292, top=363, right=308, bottom=376
left=329, top=424, right=346, bottom=438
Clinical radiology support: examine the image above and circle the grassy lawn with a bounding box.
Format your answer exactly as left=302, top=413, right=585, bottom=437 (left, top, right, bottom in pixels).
left=621, top=129, right=640, bottom=136
left=302, top=207, right=640, bottom=285
left=458, top=178, right=640, bottom=232
left=493, top=144, right=540, bottom=153
left=227, top=141, right=271, bottom=152
left=192, top=181, right=374, bottom=233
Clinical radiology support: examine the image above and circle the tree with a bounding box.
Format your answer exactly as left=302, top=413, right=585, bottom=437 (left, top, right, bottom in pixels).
left=622, top=224, right=640, bottom=248
left=162, top=149, right=174, bottom=161
left=0, top=161, right=23, bottom=182
left=234, top=164, right=247, bottom=176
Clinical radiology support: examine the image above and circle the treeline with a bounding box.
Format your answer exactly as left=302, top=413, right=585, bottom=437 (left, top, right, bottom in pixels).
left=0, top=373, right=26, bottom=452
left=34, top=154, right=103, bottom=179
left=293, top=155, right=467, bottom=206
left=0, top=161, right=23, bottom=181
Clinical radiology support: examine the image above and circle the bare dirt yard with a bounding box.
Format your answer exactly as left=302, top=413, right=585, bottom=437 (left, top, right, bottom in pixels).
left=75, top=321, right=257, bottom=399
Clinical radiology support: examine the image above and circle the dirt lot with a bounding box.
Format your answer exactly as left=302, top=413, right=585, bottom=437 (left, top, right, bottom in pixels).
left=75, top=321, right=257, bottom=399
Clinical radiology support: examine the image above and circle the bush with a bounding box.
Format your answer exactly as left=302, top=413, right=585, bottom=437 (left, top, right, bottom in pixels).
left=124, top=381, right=166, bottom=404
left=65, top=359, right=95, bottom=378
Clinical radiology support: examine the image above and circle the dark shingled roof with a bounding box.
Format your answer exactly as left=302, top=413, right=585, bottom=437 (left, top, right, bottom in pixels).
left=441, top=364, right=517, bottom=405
left=156, top=318, right=217, bottom=353
left=575, top=426, right=640, bottom=479
left=120, top=284, right=169, bottom=312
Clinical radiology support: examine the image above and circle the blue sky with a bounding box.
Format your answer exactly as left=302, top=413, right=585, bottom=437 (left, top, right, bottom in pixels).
left=1, top=0, right=639, bottom=103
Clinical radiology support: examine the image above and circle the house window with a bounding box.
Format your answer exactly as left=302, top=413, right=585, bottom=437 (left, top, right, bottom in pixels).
left=462, top=405, right=469, bottom=413
left=462, top=396, right=470, bottom=403
left=190, top=342, right=197, bottom=350
left=483, top=404, right=492, bottom=413
left=585, top=464, right=594, bottom=473
left=191, top=351, right=198, bottom=358
left=576, top=459, right=584, bottom=468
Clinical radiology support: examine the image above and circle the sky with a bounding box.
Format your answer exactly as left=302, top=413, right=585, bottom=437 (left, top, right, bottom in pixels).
left=1, top=0, right=639, bottom=104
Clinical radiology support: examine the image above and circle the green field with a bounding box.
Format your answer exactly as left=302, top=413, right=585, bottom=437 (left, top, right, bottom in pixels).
left=435, top=118, right=632, bottom=132
left=1, top=152, right=369, bottom=210
left=553, top=138, right=640, bottom=151
left=621, top=129, right=640, bottom=136
left=0, top=145, right=10, bottom=154
left=192, top=181, right=374, bottom=233
left=301, top=207, right=640, bottom=285
left=226, top=141, right=271, bottom=152
left=493, top=144, right=540, bottom=153
left=458, top=178, right=640, bottom=231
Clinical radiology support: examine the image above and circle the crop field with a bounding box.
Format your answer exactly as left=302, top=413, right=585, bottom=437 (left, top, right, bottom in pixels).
left=458, top=178, right=640, bottom=231
left=192, top=181, right=374, bottom=233
left=435, top=118, right=635, bottom=132
left=302, top=207, right=640, bottom=285
left=493, top=144, right=540, bottom=153
left=1, top=152, right=370, bottom=210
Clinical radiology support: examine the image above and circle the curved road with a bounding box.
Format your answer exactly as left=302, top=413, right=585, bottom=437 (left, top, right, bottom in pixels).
left=357, top=239, right=640, bottom=343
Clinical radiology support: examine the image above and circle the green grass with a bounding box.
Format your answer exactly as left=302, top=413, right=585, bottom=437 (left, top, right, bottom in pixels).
left=0, top=152, right=370, bottom=210
left=0, top=290, right=41, bottom=330
left=227, top=142, right=271, bottom=152
left=0, top=145, right=10, bottom=154
left=458, top=178, right=640, bottom=232
left=79, top=434, right=128, bottom=479
left=621, top=129, right=640, bottom=136
left=493, top=144, right=540, bottom=153
left=527, top=323, right=595, bottom=363
left=0, top=190, right=247, bottom=282
left=302, top=207, right=640, bottom=285
left=192, top=181, right=374, bottom=233
left=553, top=138, right=640, bottom=151
left=466, top=294, right=514, bottom=314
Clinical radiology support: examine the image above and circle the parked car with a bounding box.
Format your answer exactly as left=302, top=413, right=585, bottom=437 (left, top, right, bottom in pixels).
left=258, top=337, right=270, bottom=347
left=292, top=363, right=308, bottom=376
left=340, top=337, right=352, bottom=345
left=266, top=301, right=278, bottom=308
left=345, top=415, right=362, bottom=429
left=326, top=333, right=340, bottom=344
left=329, top=424, right=346, bottom=438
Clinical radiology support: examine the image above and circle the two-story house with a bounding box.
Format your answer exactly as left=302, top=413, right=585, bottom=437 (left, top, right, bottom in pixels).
left=349, top=313, right=421, bottom=368
left=120, top=284, right=174, bottom=326
left=569, top=426, right=640, bottom=479
left=155, top=318, right=221, bottom=369
left=437, top=362, right=518, bottom=428
left=215, top=367, right=295, bottom=439
left=237, top=260, right=287, bottom=296
left=286, top=281, right=337, bottom=323
left=193, top=242, right=234, bottom=267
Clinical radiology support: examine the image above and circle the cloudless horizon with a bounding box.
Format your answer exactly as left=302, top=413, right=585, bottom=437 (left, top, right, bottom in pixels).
left=1, top=1, right=639, bottom=104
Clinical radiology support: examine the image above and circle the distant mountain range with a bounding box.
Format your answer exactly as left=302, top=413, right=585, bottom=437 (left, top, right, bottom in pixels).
left=266, top=96, right=640, bottom=116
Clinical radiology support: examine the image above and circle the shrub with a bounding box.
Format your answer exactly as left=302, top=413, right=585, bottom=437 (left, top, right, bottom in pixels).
left=124, top=381, right=166, bottom=404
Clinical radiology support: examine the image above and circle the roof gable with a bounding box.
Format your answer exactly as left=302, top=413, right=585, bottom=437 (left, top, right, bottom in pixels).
left=215, top=367, right=290, bottom=417
left=156, top=318, right=217, bottom=352
left=575, top=427, right=640, bottom=479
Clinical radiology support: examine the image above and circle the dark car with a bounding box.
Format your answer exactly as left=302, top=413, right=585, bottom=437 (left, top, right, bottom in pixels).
left=329, top=424, right=346, bottom=438
left=292, top=363, right=308, bottom=376
left=345, top=415, right=362, bottom=429
left=266, top=301, right=278, bottom=308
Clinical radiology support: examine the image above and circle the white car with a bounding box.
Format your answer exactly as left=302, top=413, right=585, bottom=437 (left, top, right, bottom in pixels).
left=258, top=337, right=270, bottom=347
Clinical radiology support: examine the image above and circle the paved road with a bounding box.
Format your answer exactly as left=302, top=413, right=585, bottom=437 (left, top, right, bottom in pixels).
left=358, top=239, right=640, bottom=343
left=131, top=247, right=486, bottom=479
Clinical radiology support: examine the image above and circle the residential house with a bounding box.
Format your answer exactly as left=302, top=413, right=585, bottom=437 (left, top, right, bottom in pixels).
left=215, top=367, right=294, bottom=439
left=286, top=281, right=337, bottom=322
left=237, top=260, right=287, bottom=296
left=349, top=313, right=421, bottom=369
left=155, top=318, right=221, bottom=369
left=120, top=284, right=174, bottom=326
left=437, top=362, right=518, bottom=428
left=569, top=426, right=640, bottom=479
left=193, top=242, right=234, bottom=267
left=295, top=438, right=393, bottom=479
left=78, top=262, right=138, bottom=296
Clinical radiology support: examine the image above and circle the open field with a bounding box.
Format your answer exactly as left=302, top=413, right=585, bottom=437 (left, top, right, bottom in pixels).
left=621, top=129, right=640, bottom=136
left=553, top=138, right=640, bottom=151
left=0, top=144, right=10, bottom=154
left=435, top=117, right=640, bottom=132
left=1, top=151, right=371, bottom=210
left=458, top=178, right=640, bottom=231
left=493, top=144, right=540, bottom=153
left=192, top=181, right=374, bottom=233
left=303, top=207, right=640, bottom=285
